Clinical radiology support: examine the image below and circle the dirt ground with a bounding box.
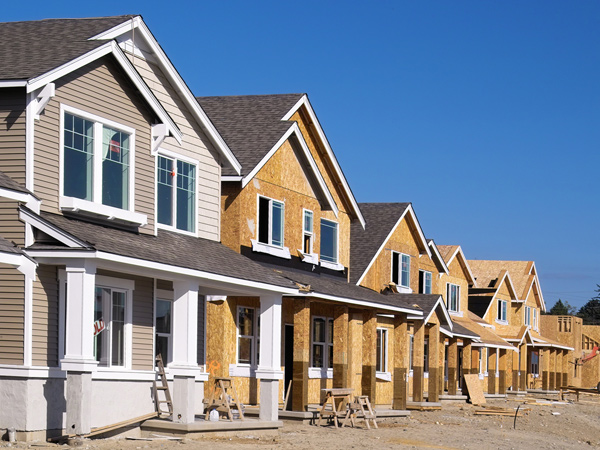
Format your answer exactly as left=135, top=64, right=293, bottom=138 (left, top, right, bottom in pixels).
left=2, top=394, right=599, bottom=449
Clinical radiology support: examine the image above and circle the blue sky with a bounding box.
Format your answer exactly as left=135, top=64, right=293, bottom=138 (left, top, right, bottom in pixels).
left=4, top=1, right=599, bottom=309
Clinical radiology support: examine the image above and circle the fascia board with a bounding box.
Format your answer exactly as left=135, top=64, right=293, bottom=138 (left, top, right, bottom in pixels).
left=221, top=176, right=243, bottom=182
left=406, top=205, right=432, bottom=258
left=19, top=208, right=90, bottom=249
left=428, top=240, right=449, bottom=275
left=456, top=248, right=476, bottom=286
left=530, top=263, right=546, bottom=312
left=0, top=252, right=25, bottom=267
left=0, top=187, right=39, bottom=205
left=88, top=15, right=143, bottom=40
left=0, top=80, right=27, bottom=87
left=102, top=20, right=241, bottom=175
left=25, top=42, right=182, bottom=144
left=283, top=95, right=365, bottom=228
left=301, top=291, right=423, bottom=315
left=422, top=296, right=453, bottom=330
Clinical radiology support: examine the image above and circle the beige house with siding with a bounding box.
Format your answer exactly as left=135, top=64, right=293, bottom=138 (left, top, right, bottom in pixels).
left=0, top=15, right=298, bottom=440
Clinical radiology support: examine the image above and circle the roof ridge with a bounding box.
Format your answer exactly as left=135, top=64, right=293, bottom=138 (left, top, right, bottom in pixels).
left=0, top=15, right=137, bottom=25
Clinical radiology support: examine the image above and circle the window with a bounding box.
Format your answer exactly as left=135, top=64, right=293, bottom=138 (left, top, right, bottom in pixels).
left=155, top=299, right=172, bottom=364
left=419, top=270, right=432, bottom=294
left=320, top=220, right=338, bottom=264
left=258, top=196, right=284, bottom=247
left=94, top=286, right=131, bottom=367
left=447, top=283, right=460, bottom=312
left=392, top=252, right=410, bottom=287
left=157, top=155, right=196, bottom=233
left=524, top=306, right=531, bottom=326
left=479, top=348, right=488, bottom=375
left=409, top=335, right=414, bottom=370
left=533, top=309, right=538, bottom=330
left=311, top=317, right=333, bottom=369
left=376, top=328, right=388, bottom=373
left=497, top=299, right=507, bottom=322
left=423, top=339, right=429, bottom=373
left=237, top=307, right=259, bottom=365
left=63, top=109, right=133, bottom=211
left=530, top=350, right=539, bottom=376
left=303, top=210, right=313, bottom=254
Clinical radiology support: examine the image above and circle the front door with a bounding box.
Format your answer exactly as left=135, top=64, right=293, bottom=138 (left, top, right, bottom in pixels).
left=284, top=324, right=294, bottom=410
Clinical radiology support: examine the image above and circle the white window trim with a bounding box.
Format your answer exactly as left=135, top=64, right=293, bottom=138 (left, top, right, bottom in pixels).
left=302, top=208, right=313, bottom=254
left=496, top=299, right=508, bottom=324
left=251, top=240, right=292, bottom=259
left=155, top=149, right=199, bottom=237
left=310, top=316, right=333, bottom=378
left=59, top=104, right=144, bottom=226
left=235, top=305, right=259, bottom=369
left=391, top=251, right=412, bottom=292
left=256, top=194, right=286, bottom=248
left=419, top=270, right=432, bottom=294
left=447, top=283, right=460, bottom=313
left=524, top=305, right=531, bottom=327
left=376, top=327, right=390, bottom=381
left=319, top=218, right=340, bottom=267
left=154, top=290, right=173, bottom=365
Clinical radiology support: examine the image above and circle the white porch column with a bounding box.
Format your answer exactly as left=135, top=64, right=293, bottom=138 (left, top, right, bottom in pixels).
left=59, top=261, right=97, bottom=436
left=256, top=294, right=284, bottom=422
left=170, top=281, right=201, bottom=424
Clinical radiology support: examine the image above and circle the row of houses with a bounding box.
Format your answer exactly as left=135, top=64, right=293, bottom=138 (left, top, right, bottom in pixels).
left=0, top=14, right=592, bottom=441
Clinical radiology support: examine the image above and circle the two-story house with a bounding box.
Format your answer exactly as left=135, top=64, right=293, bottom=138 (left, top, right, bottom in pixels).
left=197, top=94, right=422, bottom=413
left=0, top=16, right=299, bottom=440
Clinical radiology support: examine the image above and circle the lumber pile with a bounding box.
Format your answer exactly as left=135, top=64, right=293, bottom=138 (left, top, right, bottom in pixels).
left=473, top=405, right=528, bottom=417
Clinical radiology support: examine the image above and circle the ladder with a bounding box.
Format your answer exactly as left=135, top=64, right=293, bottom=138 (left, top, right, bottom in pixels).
left=153, top=354, right=173, bottom=418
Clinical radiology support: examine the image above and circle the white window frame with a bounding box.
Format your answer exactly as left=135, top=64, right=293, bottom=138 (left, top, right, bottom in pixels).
left=532, top=308, right=538, bottom=331
left=154, top=289, right=173, bottom=365
left=59, top=104, right=146, bottom=226
left=309, top=316, right=333, bottom=378
left=409, top=334, right=414, bottom=376
left=251, top=195, right=291, bottom=259
left=447, top=283, right=460, bottom=313
left=299, top=209, right=318, bottom=264
left=419, top=270, right=432, bottom=294
left=155, top=149, right=199, bottom=236
left=236, top=306, right=259, bottom=367
left=496, top=299, right=508, bottom=324
left=376, top=328, right=390, bottom=381
left=320, top=218, right=342, bottom=270
left=524, top=305, right=531, bottom=327
left=391, top=251, right=411, bottom=292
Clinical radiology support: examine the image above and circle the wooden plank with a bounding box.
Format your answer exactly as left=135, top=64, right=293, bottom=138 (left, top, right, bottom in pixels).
left=464, top=374, right=486, bottom=405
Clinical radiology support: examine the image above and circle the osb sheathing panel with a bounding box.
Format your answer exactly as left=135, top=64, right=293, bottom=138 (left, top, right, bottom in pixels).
left=439, top=257, right=471, bottom=315
left=348, top=313, right=364, bottom=396
left=582, top=325, right=600, bottom=347
left=375, top=318, right=394, bottom=405
left=221, top=139, right=351, bottom=267
left=359, top=217, right=432, bottom=292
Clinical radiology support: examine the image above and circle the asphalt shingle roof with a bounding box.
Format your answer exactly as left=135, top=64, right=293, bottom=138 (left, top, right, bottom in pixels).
left=196, top=94, right=304, bottom=177
left=381, top=293, right=443, bottom=318
left=0, top=234, right=22, bottom=255
left=0, top=16, right=134, bottom=80
left=349, top=203, right=411, bottom=285
left=31, top=211, right=295, bottom=289
left=271, top=267, right=422, bottom=313
left=0, top=170, right=30, bottom=195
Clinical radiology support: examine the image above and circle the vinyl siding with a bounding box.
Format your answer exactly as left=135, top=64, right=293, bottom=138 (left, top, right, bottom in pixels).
left=0, top=198, right=25, bottom=247
left=0, top=267, right=24, bottom=365
left=0, top=87, right=26, bottom=187
left=32, top=264, right=59, bottom=367
left=34, top=55, right=157, bottom=234
left=126, top=55, right=222, bottom=241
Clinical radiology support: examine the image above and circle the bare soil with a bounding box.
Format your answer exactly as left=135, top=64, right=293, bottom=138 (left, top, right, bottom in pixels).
left=2, top=395, right=600, bottom=449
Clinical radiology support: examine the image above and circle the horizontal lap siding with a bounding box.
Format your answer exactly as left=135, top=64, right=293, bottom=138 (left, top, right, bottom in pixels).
left=32, top=264, right=59, bottom=367
left=97, top=270, right=154, bottom=370
left=0, top=198, right=25, bottom=247
left=35, top=56, right=156, bottom=234
left=129, top=56, right=222, bottom=241
left=0, top=88, right=26, bottom=187
left=0, top=267, right=24, bottom=364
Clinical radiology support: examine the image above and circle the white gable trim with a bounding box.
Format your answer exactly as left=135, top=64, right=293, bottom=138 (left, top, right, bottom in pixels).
left=90, top=17, right=242, bottom=175
left=528, top=262, right=546, bottom=312
left=482, top=271, right=518, bottom=321
left=25, top=41, right=182, bottom=144
left=445, top=246, right=476, bottom=286
left=0, top=80, right=27, bottom=87
left=241, top=123, right=339, bottom=217
left=427, top=240, right=449, bottom=275
left=19, top=208, right=91, bottom=249
left=0, top=187, right=39, bottom=210
left=355, top=204, right=431, bottom=286
left=422, top=295, right=453, bottom=330
left=282, top=95, right=365, bottom=228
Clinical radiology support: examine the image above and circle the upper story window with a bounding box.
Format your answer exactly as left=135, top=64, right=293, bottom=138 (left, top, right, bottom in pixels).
left=237, top=306, right=259, bottom=366
left=524, top=305, right=531, bottom=326
left=258, top=196, right=284, bottom=247
left=532, top=308, right=538, bottom=330
left=157, top=154, right=196, bottom=233
left=60, top=105, right=146, bottom=226
left=303, top=210, right=314, bottom=254
left=447, top=283, right=460, bottom=312
left=392, top=252, right=410, bottom=288
left=497, top=299, right=508, bottom=322
left=320, top=219, right=338, bottom=264
left=311, top=316, right=333, bottom=369
left=376, top=328, right=388, bottom=373
left=419, top=270, right=432, bottom=294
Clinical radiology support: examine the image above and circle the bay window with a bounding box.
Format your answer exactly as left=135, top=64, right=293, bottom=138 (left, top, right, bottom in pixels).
left=157, top=155, right=196, bottom=233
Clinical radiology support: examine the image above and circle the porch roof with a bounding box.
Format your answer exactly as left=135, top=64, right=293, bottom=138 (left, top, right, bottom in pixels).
left=452, top=315, right=514, bottom=349
left=25, top=210, right=296, bottom=290
left=0, top=234, right=22, bottom=255
left=272, top=267, right=422, bottom=314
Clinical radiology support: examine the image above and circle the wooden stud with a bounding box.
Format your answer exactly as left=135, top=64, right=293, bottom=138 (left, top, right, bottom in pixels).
left=362, top=310, right=377, bottom=405
left=428, top=323, right=440, bottom=402
left=541, top=349, right=550, bottom=391
left=333, top=305, right=349, bottom=389
left=292, top=299, right=310, bottom=411
left=487, top=348, right=497, bottom=395
left=412, top=320, right=425, bottom=402
left=447, top=338, right=458, bottom=396
left=393, top=314, right=409, bottom=410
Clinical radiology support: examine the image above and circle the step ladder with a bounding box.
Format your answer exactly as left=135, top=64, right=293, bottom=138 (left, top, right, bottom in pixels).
left=153, top=354, right=173, bottom=418
left=204, top=377, right=245, bottom=421
left=343, top=395, right=378, bottom=429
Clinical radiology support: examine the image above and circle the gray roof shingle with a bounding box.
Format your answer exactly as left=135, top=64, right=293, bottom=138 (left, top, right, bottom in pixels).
left=196, top=94, right=304, bottom=177
left=349, top=203, right=411, bottom=285
left=0, top=16, right=135, bottom=80
left=0, top=234, right=22, bottom=255
left=30, top=211, right=295, bottom=289
left=0, top=170, right=31, bottom=195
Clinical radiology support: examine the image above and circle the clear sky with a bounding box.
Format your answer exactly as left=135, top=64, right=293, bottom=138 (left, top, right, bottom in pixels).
left=4, top=1, right=599, bottom=309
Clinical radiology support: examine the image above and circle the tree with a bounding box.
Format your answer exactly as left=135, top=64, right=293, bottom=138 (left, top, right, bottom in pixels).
left=548, top=299, right=577, bottom=316
left=577, top=285, right=600, bottom=325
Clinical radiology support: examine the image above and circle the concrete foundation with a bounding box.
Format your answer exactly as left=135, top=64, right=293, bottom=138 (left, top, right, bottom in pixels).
left=66, top=372, right=92, bottom=435
left=259, top=379, right=279, bottom=421
left=173, top=376, right=196, bottom=424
